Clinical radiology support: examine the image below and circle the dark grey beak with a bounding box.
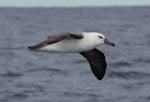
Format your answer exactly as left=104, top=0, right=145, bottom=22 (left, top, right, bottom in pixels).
left=104, top=38, right=115, bottom=47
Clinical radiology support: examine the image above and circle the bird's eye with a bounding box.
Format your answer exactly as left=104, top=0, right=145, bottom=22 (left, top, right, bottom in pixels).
left=99, top=36, right=103, bottom=38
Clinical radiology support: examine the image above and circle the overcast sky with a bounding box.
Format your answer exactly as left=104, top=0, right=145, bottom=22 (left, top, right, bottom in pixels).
left=0, top=0, right=150, bottom=7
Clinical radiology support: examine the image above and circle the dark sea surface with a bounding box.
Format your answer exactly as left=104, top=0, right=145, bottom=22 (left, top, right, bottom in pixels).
left=0, top=7, right=150, bottom=102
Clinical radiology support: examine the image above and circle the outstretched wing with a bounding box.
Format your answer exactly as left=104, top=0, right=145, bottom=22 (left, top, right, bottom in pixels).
left=47, top=32, right=83, bottom=44
left=28, top=32, right=83, bottom=50
left=79, top=48, right=107, bottom=80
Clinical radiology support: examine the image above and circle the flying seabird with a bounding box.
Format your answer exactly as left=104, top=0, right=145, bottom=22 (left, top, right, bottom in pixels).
left=28, top=32, right=115, bottom=80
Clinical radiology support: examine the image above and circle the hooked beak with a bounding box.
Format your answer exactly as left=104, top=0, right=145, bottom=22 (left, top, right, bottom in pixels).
left=104, top=38, right=115, bottom=47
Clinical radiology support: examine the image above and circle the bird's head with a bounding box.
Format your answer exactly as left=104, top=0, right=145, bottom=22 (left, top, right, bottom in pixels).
left=88, top=32, right=115, bottom=47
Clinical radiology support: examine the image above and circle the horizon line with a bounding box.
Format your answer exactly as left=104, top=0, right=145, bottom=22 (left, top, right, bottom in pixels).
left=0, top=5, right=150, bottom=8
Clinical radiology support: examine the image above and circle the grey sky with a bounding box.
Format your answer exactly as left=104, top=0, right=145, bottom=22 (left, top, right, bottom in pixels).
left=0, top=0, right=150, bottom=7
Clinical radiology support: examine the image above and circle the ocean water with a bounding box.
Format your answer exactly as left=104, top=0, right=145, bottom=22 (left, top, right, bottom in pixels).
left=0, top=7, right=150, bottom=102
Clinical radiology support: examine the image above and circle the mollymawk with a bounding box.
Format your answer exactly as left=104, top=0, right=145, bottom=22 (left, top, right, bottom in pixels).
left=28, top=32, right=115, bottom=80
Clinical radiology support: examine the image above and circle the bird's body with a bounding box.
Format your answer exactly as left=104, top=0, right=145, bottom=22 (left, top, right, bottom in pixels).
left=28, top=32, right=115, bottom=80
left=39, top=32, right=103, bottom=52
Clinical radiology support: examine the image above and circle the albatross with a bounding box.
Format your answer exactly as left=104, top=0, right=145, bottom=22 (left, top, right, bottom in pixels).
left=28, top=32, right=115, bottom=80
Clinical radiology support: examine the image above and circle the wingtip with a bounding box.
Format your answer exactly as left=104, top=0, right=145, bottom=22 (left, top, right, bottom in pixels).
left=96, top=76, right=104, bottom=80
left=94, top=71, right=105, bottom=80
left=28, top=46, right=33, bottom=51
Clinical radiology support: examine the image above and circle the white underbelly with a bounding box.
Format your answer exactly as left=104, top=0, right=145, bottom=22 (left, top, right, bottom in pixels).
left=39, top=39, right=96, bottom=53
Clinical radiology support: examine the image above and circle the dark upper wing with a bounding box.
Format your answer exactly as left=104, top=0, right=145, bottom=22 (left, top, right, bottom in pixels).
left=28, top=32, right=83, bottom=50
left=47, top=32, right=83, bottom=44
left=79, top=48, right=107, bottom=80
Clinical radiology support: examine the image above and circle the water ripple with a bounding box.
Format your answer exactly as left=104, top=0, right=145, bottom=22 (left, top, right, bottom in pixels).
left=108, top=71, right=150, bottom=79
left=0, top=71, right=22, bottom=78
left=25, top=67, right=68, bottom=75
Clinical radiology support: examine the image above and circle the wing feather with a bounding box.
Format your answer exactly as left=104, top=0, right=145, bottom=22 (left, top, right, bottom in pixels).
left=80, top=48, right=107, bottom=80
